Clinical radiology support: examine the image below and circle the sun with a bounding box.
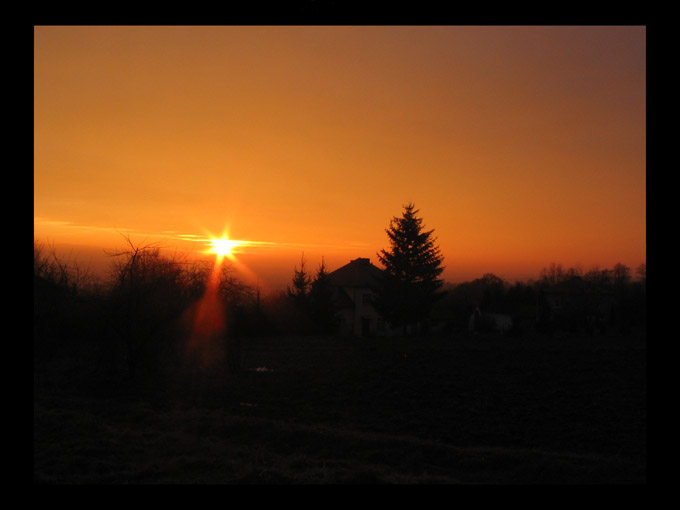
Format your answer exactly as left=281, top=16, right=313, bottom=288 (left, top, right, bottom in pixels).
left=209, top=238, right=243, bottom=260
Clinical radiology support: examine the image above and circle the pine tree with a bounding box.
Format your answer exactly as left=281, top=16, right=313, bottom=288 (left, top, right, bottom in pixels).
left=375, top=203, right=445, bottom=334
left=288, top=253, right=311, bottom=306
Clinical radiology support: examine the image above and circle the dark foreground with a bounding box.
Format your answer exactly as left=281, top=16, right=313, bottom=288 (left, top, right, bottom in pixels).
left=34, top=334, right=646, bottom=484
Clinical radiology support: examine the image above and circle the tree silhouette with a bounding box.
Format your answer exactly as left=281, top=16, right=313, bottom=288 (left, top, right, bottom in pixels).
left=613, top=262, right=632, bottom=290
left=374, top=203, right=445, bottom=334
left=540, top=262, right=567, bottom=285
left=636, top=263, right=646, bottom=285
left=475, top=273, right=508, bottom=312
left=34, top=240, right=95, bottom=357
left=107, top=236, right=194, bottom=378
left=288, top=253, right=312, bottom=307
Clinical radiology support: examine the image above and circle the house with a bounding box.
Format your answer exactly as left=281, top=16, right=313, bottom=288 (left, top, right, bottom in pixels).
left=327, top=258, right=389, bottom=337
left=468, top=306, right=514, bottom=335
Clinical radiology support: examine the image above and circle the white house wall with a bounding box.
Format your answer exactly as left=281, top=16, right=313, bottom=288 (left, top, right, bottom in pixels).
left=338, top=285, right=388, bottom=337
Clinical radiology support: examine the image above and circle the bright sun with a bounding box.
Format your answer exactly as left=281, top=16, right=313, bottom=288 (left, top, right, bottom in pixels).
left=210, top=238, right=242, bottom=259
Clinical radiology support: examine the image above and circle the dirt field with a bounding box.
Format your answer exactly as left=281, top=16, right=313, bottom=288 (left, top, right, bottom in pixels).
left=34, top=334, right=646, bottom=484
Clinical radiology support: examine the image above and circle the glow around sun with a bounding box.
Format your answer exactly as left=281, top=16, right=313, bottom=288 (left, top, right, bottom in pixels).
left=210, top=238, right=244, bottom=259
left=201, top=228, right=275, bottom=265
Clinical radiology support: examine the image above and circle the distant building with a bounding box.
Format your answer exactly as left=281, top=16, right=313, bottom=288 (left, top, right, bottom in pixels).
left=327, top=258, right=390, bottom=337
left=468, top=306, right=514, bottom=335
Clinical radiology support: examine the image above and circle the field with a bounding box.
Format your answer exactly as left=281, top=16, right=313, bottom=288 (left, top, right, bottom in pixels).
left=34, top=334, right=646, bottom=484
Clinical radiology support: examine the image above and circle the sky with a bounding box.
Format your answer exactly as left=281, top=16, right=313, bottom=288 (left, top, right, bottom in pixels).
left=34, top=26, right=646, bottom=290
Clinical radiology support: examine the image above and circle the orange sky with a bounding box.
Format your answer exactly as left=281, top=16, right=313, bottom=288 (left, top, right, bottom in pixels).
left=34, top=26, right=646, bottom=290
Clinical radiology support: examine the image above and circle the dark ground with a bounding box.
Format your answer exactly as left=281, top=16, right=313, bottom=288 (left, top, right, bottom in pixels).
left=34, top=333, right=646, bottom=484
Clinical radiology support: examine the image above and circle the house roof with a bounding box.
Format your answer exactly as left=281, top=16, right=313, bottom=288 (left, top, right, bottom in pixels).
left=327, top=258, right=383, bottom=288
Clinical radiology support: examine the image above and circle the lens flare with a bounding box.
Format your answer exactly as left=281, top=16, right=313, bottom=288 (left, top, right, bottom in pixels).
left=185, top=263, right=225, bottom=369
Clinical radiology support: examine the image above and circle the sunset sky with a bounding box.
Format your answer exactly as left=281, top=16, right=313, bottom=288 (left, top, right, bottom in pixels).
left=34, top=26, right=646, bottom=290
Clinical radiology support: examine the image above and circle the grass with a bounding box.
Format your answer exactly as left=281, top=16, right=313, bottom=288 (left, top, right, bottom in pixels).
left=34, top=333, right=646, bottom=484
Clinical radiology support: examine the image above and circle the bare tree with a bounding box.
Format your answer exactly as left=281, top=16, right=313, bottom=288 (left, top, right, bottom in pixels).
left=107, top=236, right=189, bottom=378
left=34, top=240, right=97, bottom=295
left=539, top=263, right=566, bottom=286
left=584, top=266, right=613, bottom=288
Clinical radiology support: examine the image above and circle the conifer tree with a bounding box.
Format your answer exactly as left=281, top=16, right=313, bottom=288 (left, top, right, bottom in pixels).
left=288, top=253, right=311, bottom=306
left=374, top=203, right=445, bottom=334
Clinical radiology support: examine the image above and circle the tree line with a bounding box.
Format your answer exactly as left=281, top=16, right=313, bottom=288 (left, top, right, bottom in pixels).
left=35, top=237, right=260, bottom=382
left=280, top=204, right=645, bottom=338
left=34, top=236, right=349, bottom=382
left=34, top=204, right=645, bottom=383
left=433, top=262, right=646, bottom=337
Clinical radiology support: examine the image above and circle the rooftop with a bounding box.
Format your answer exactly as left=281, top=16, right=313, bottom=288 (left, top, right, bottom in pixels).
left=327, top=258, right=383, bottom=288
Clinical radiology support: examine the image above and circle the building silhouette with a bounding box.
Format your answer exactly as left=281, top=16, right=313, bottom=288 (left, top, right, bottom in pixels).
left=327, top=258, right=387, bottom=337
